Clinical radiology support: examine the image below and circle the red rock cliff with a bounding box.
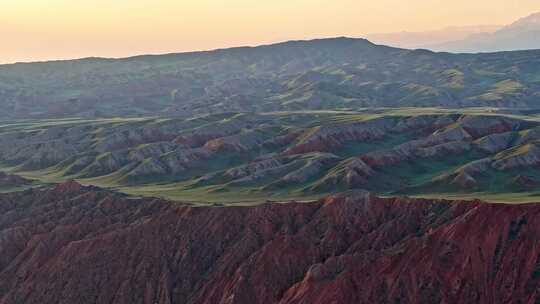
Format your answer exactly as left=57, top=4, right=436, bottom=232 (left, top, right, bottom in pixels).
left=0, top=185, right=540, bottom=304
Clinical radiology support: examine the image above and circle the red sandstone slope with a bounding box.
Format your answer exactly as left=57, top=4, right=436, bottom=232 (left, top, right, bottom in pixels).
left=1, top=184, right=540, bottom=304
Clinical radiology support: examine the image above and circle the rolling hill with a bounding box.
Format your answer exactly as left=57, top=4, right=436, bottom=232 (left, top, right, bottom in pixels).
left=1, top=37, right=540, bottom=119
left=2, top=109, right=540, bottom=203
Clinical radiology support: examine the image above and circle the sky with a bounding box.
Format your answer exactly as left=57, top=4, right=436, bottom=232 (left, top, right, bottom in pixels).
left=2, top=0, right=540, bottom=64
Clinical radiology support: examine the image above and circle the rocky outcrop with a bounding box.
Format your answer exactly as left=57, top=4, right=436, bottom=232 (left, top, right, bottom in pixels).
left=127, top=142, right=177, bottom=162
left=204, top=129, right=268, bottom=153
left=279, top=153, right=340, bottom=184
left=511, top=175, right=538, bottom=190
left=474, top=132, right=515, bottom=154
left=1, top=139, right=83, bottom=170
left=2, top=184, right=540, bottom=303
left=159, top=148, right=214, bottom=174
left=359, top=116, right=528, bottom=171
left=79, top=150, right=132, bottom=178
left=451, top=171, right=478, bottom=188
left=225, top=153, right=341, bottom=187
left=428, top=158, right=493, bottom=190
left=516, top=127, right=540, bottom=145
left=283, top=118, right=394, bottom=155
left=262, top=131, right=303, bottom=149
left=311, top=158, right=375, bottom=191
left=393, top=114, right=457, bottom=133
left=456, top=115, right=523, bottom=138
left=415, top=140, right=471, bottom=158
left=0, top=172, right=31, bottom=188
left=94, top=127, right=177, bottom=153
left=457, top=158, right=493, bottom=176
left=493, top=141, right=540, bottom=170
left=283, top=115, right=461, bottom=156
left=225, top=156, right=285, bottom=179
left=360, top=124, right=473, bottom=168
left=127, top=158, right=169, bottom=178
left=174, top=116, right=259, bottom=148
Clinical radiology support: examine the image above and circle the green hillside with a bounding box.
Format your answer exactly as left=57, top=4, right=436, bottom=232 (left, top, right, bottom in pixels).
left=2, top=108, right=540, bottom=204
left=1, top=38, right=540, bottom=119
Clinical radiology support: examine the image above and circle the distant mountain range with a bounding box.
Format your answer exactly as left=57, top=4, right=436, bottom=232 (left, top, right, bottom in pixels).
left=368, top=12, right=540, bottom=53
left=366, top=25, right=502, bottom=50
left=430, top=12, right=540, bottom=52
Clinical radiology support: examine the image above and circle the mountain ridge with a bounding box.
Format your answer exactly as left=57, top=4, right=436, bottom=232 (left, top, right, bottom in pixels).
left=505, top=12, right=540, bottom=31
left=1, top=37, right=540, bottom=119
left=0, top=37, right=378, bottom=66
left=366, top=25, right=502, bottom=50
left=429, top=12, right=540, bottom=52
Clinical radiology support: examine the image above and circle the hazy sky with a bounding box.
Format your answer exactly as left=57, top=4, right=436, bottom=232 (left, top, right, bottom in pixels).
left=2, top=0, right=540, bottom=63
